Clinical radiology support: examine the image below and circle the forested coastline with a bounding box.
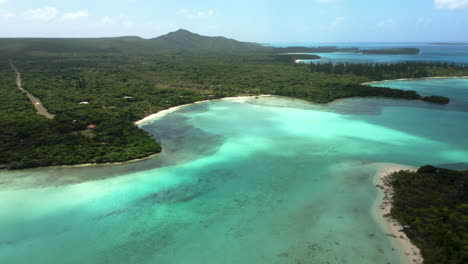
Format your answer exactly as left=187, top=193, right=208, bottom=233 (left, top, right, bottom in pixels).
left=1, top=31, right=468, bottom=169
left=390, top=166, right=467, bottom=264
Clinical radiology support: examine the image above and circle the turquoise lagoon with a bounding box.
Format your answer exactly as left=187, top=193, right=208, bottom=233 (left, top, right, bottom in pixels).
left=0, top=79, right=467, bottom=263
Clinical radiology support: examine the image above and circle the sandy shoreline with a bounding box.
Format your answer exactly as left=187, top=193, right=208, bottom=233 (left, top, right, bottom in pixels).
left=362, top=75, right=468, bottom=85
left=134, top=95, right=272, bottom=126
left=52, top=96, right=273, bottom=167
left=372, top=163, right=423, bottom=264
left=0, top=95, right=271, bottom=172
left=50, top=152, right=161, bottom=169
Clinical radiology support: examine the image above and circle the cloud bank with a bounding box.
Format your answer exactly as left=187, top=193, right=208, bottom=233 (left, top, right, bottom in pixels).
left=62, top=10, right=89, bottom=21
left=435, top=0, right=468, bottom=10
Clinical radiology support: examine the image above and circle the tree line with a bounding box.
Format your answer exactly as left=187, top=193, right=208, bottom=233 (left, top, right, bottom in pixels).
left=390, top=166, right=467, bottom=264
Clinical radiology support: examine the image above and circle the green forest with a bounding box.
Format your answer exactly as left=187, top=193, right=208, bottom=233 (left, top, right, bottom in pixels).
left=1, top=30, right=468, bottom=169
left=390, top=166, right=467, bottom=264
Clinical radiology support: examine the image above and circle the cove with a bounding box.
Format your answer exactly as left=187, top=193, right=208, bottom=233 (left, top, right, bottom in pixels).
left=0, top=79, right=467, bottom=264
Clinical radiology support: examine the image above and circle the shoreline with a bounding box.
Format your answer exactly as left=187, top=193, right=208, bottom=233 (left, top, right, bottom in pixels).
left=51, top=152, right=161, bottom=169
left=0, top=95, right=271, bottom=172
left=134, top=94, right=272, bottom=126
left=372, top=163, right=423, bottom=264
left=362, top=75, right=468, bottom=85
left=0, top=153, right=161, bottom=172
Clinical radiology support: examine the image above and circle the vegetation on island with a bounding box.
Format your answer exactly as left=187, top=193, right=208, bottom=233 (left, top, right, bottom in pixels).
left=272, top=46, right=419, bottom=55
left=0, top=66, right=161, bottom=169
left=432, top=43, right=468, bottom=46
left=359, top=48, right=420, bottom=55
left=309, top=61, right=468, bottom=80
left=390, top=166, right=467, bottom=264
left=0, top=29, right=265, bottom=55
left=272, top=46, right=359, bottom=53
left=421, top=95, right=450, bottom=104
left=1, top=29, right=467, bottom=169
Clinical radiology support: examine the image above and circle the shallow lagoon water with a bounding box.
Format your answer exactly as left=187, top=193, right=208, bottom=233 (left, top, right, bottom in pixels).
left=1, top=79, right=468, bottom=263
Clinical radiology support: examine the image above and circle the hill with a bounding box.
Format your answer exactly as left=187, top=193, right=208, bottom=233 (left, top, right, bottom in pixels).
left=149, top=29, right=265, bottom=51
left=0, top=29, right=266, bottom=55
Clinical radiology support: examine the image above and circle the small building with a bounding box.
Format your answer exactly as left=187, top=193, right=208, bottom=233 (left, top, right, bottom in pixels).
left=123, top=96, right=133, bottom=99
left=79, top=101, right=89, bottom=105
left=87, top=124, right=96, bottom=129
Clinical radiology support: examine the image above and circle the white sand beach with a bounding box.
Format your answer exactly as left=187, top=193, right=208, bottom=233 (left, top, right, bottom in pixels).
left=134, top=95, right=272, bottom=126
left=373, top=163, right=424, bottom=264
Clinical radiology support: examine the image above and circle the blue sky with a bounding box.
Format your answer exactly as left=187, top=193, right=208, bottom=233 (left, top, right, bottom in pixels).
left=0, top=0, right=467, bottom=42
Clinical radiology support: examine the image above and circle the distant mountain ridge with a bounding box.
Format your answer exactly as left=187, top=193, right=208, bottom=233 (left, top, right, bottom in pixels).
left=0, top=29, right=266, bottom=54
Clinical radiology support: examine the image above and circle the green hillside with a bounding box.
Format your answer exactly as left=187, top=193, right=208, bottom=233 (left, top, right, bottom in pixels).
left=149, top=29, right=265, bottom=51
left=0, top=29, right=266, bottom=55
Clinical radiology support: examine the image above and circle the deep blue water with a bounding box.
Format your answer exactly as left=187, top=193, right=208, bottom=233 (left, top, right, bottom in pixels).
left=269, top=43, right=468, bottom=64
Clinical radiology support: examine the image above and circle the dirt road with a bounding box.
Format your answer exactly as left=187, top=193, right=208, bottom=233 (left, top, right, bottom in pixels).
left=9, top=60, right=55, bottom=119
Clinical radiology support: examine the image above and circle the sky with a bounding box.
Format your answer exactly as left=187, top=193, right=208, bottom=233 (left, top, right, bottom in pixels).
left=0, top=0, right=467, bottom=42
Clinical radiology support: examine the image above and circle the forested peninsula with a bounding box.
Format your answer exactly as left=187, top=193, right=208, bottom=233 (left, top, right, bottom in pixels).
left=359, top=48, right=420, bottom=55
left=390, top=166, right=467, bottom=264
left=272, top=46, right=420, bottom=55
left=1, top=29, right=468, bottom=169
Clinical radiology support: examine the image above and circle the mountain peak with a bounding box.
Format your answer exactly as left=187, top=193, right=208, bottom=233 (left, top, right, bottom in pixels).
left=174, top=28, right=191, bottom=33
left=150, top=29, right=265, bottom=51
left=166, top=29, right=196, bottom=36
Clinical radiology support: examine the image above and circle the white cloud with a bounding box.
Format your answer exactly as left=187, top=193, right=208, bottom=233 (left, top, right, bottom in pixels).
left=177, top=9, right=189, bottom=15
left=0, top=9, right=14, bottom=20
left=23, top=7, right=58, bottom=21
left=0, top=0, right=8, bottom=5
left=377, top=19, right=396, bottom=29
left=97, top=14, right=135, bottom=28
left=435, top=0, right=468, bottom=10
left=118, top=13, right=130, bottom=20
left=178, top=9, right=214, bottom=19
left=62, top=10, right=88, bottom=21
left=189, top=9, right=213, bottom=19
left=117, top=14, right=134, bottom=27
left=100, top=16, right=113, bottom=25
left=330, top=17, right=345, bottom=27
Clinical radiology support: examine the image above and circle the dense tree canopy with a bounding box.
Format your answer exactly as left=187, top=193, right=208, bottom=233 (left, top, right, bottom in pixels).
left=390, top=166, right=468, bottom=264
left=1, top=47, right=467, bottom=169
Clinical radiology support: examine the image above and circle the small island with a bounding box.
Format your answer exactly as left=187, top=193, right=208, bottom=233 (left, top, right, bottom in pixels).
left=421, top=95, right=450, bottom=104
left=272, top=46, right=420, bottom=55
left=359, top=48, right=420, bottom=55
left=431, top=43, right=468, bottom=46
left=272, top=46, right=359, bottom=53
